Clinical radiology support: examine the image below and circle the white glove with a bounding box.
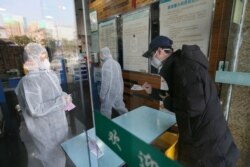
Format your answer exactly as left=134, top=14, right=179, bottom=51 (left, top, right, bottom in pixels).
left=65, top=94, right=72, bottom=105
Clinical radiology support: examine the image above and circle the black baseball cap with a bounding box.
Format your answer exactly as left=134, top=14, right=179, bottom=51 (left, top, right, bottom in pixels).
left=142, top=36, right=173, bottom=58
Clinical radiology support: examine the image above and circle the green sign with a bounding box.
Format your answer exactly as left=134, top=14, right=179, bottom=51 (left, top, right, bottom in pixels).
left=94, top=112, right=182, bottom=167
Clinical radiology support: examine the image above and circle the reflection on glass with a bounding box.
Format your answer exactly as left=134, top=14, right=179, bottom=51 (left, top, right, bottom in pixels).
left=0, top=0, right=91, bottom=167
left=0, top=0, right=78, bottom=72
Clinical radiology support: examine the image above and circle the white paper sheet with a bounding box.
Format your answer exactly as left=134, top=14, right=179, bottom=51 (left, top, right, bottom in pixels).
left=88, top=136, right=104, bottom=158
left=131, top=84, right=144, bottom=91
left=90, top=10, right=98, bottom=32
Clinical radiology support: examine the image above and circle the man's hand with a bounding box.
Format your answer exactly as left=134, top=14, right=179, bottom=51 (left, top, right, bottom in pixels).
left=142, top=82, right=152, bottom=94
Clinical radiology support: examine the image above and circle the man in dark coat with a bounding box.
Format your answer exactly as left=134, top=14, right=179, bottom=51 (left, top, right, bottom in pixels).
left=142, top=36, right=239, bottom=167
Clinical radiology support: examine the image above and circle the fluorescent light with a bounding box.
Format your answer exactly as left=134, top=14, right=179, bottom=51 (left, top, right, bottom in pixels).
left=62, top=6, right=67, bottom=10
left=45, top=15, right=54, bottom=19
left=0, top=8, right=7, bottom=11
left=58, top=5, right=67, bottom=10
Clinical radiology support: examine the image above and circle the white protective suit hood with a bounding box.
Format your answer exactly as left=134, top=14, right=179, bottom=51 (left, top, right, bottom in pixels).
left=100, top=47, right=112, bottom=62
left=24, top=43, right=51, bottom=71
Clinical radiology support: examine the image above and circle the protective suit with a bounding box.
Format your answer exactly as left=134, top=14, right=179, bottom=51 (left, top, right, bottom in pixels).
left=15, top=43, right=68, bottom=167
left=100, top=47, right=128, bottom=119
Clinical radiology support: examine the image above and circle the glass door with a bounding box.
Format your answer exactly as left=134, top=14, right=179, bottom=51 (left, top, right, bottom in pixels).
left=216, top=0, right=250, bottom=166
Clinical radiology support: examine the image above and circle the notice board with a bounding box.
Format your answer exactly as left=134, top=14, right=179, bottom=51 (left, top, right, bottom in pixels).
left=99, top=19, right=118, bottom=60
left=160, top=0, right=214, bottom=56
left=122, top=7, right=150, bottom=72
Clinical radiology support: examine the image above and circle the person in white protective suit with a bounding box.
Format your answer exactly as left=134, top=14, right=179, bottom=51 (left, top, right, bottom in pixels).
left=15, top=43, right=70, bottom=167
left=99, top=47, right=128, bottom=119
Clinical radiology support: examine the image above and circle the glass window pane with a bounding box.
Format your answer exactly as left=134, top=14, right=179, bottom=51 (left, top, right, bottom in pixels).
left=0, top=0, right=92, bottom=166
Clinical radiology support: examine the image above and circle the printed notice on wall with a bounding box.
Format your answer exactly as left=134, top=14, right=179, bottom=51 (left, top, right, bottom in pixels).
left=90, top=10, right=98, bottom=32
left=160, top=0, right=214, bottom=56
left=91, top=31, right=99, bottom=53
left=99, top=19, right=118, bottom=60
left=122, top=8, right=149, bottom=72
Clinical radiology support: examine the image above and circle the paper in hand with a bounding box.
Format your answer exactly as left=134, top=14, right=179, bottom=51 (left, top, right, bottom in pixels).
left=65, top=102, right=76, bottom=112
left=131, top=84, right=144, bottom=91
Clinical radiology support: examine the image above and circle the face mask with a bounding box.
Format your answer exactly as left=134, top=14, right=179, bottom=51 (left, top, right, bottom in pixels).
left=100, top=55, right=107, bottom=63
left=23, top=61, right=38, bottom=73
left=151, top=53, right=162, bottom=69
left=39, top=59, right=51, bottom=70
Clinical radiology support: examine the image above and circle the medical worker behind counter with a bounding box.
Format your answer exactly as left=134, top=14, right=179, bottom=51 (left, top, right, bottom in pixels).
left=99, top=47, right=128, bottom=119
left=15, top=43, right=71, bottom=167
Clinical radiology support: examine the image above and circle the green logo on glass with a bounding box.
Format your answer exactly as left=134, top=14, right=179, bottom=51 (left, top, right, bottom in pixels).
left=108, top=129, right=122, bottom=151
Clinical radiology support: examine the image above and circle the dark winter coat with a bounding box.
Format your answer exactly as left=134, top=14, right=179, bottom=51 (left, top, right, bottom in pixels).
left=151, top=45, right=239, bottom=167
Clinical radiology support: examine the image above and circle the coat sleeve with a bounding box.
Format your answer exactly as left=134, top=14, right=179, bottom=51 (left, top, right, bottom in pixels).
left=163, top=96, right=172, bottom=110
left=150, top=88, right=169, bottom=101
left=181, top=67, right=207, bottom=118
left=150, top=88, right=172, bottom=110
left=149, top=88, right=161, bottom=100
left=100, top=62, right=112, bottom=100
left=23, top=79, right=66, bottom=118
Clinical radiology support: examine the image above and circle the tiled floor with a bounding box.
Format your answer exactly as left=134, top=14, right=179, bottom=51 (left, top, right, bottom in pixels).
left=0, top=132, right=27, bottom=167
left=0, top=117, right=80, bottom=167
